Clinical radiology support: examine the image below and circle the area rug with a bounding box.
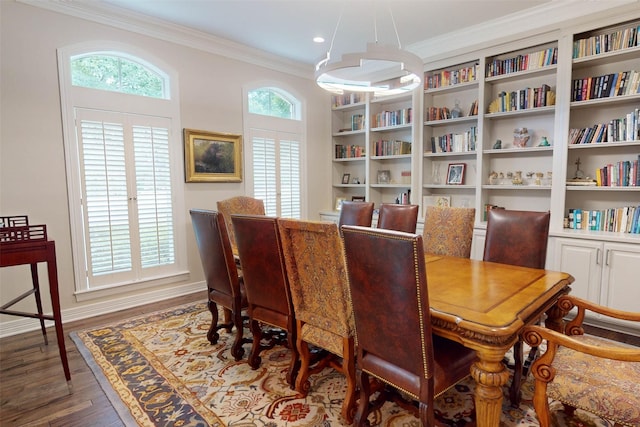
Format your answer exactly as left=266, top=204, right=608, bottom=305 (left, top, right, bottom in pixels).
left=71, top=301, right=613, bottom=427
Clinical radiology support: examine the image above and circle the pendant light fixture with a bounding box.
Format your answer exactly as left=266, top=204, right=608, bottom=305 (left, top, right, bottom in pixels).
left=315, top=6, right=423, bottom=97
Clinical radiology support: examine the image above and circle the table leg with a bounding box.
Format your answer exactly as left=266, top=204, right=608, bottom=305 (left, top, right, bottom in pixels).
left=46, top=251, right=71, bottom=384
left=30, top=263, right=48, bottom=345
left=470, top=350, right=511, bottom=427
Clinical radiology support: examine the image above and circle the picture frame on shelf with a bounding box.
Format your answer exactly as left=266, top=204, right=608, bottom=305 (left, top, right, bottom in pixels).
left=342, top=173, right=351, bottom=184
left=447, top=163, right=465, bottom=185
left=183, top=128, right=242, bottom=182
left=335, top=197, right=347, bottom=211
left=352, top=196, right=366, bottom=202
left=377, top=170, right=391, bottom=184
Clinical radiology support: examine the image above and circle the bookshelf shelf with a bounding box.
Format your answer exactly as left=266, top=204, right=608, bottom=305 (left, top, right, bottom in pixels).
left=568, top=140, right=640, bottom=150
left=331, top=101, right=366, bottom=111
left=485, top=105, right=555, bottom=119
left=424, top=116, right=478, bottom=127
left=485, top=64, right=557, bottom=83
left=570, top=93, right=640, bottom=109
left=483, top=146, right=554, bottom=155
left=424, top=80, right=479, bottom=94
left=423, top=151, right=476, bottom=158
left=371, top=123, right=413, bottom=132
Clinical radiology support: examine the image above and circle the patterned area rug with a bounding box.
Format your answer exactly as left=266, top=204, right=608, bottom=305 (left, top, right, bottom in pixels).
left=71, top=301, right=613, bottom=427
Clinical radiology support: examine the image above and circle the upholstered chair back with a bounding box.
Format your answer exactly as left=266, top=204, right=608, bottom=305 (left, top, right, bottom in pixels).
left=231, top=214, right=298, bottom=387
left=217, top=196, right=265, bottom=255
left=338, top=201, right=374, bottom=230
left=189, top=209, right=248, bottom=360
left=342, top=225, right=476, bottom=426
left=376, top=203, right=419, bottom=233
left=423, top=206, right=475, bottom=258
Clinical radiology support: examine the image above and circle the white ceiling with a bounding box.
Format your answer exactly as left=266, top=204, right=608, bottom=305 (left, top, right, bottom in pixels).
left=100, top=0, right=554, bottom=66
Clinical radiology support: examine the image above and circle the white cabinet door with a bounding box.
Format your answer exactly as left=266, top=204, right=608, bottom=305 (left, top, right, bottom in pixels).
left=554, top=238, right=602, bottom=303
left=601, top=243, right=640, bottom=314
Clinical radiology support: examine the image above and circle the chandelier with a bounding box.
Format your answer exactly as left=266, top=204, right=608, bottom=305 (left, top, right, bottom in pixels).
left=315, top=7, right=423, bottom=97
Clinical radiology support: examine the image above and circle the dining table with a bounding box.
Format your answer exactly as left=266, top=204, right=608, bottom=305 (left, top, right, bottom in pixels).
left=424, top=254, right=574, bottom=427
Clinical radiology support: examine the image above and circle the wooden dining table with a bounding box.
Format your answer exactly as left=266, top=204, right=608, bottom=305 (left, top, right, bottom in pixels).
left=424, top=254, right=574, bottom=427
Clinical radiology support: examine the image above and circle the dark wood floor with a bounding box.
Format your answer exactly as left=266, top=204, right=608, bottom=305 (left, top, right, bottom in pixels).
left=1, top=291, right=638, bottom=427
left=0, top=291, right=206, bottom=427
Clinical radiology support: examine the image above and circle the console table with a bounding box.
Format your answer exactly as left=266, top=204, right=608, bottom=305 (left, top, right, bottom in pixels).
left=0, top=216, right=71, bottom=383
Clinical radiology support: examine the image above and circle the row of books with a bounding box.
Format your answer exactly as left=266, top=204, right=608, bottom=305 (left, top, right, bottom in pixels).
left=372, top=139, right=411, bottom=157
left=335, top=144, right=365, bottom=159
left=486, top=47, right=557, bottom=77
left=331, top=93, right=365, bottom=108
left=371, top=108, right=412, bottom=129
left=487, top=85, right=555, bottom=114
left=571, top=69, right=640, bottom=102
left=573, top=24, right=639, bottom=58
left=569, top=108, right=640, bottom=144
left=567, top=206, right=640, bottom=234
left=595, top=158, right=640, bottom=187
left=424, top=63, right=479, bottom=89
left=350, top=114, right=364, bottom=131
left=429, top=126, right=477, bottom=153
left=425, top=101, right=478, bottom=122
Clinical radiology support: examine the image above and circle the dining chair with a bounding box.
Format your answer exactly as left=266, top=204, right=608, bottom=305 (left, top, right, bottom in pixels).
left=376, top=203, right=419, bottom=233
left=522, top=295, right=640, bottom=427
left=338, top=201, right=374, bottom=233
left=217, top=196, right=265, bottom=256
left=423, top=206, right=475, bottom=257
left=231, top=213, right=299, bottom=389
left=277, top=218, right=357, bottom=423
left=189, top=209, right=250, bottom=361
left=483, top=208, right=550, bottom=406
left=342, top=225, right=477, bottom=427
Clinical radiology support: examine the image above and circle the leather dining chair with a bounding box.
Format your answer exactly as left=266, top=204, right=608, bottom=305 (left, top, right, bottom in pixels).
left=342, top=225, right=477, bottom=427
left=217, top=196, right=265, bottom=256
left=423, top=206, right=476, bottom=257
left=277, top=218, right=357, bottom=423
left=338, top=201, right=374, bottom=233
left=376, top=203, right=419, bottom=233
left=483, top=208, right=550, bottom=406
left=190, top=209, right=250, bottom=361
left=523, top=295, right=640, bottom=427
left=231, top=214, right=299, bottom=389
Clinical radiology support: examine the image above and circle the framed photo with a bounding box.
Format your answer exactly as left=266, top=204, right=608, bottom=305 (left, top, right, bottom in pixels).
left=446, top=163, right=465, bottom=185
left=377, top=169, right=391, bottom=184
left=335, top=197, right=347, bottom=211
left=352, top=196, right=366, bottom=202
left=342, top=173, right=351, bottom=184
left=184, top=128, right=242, bottom=182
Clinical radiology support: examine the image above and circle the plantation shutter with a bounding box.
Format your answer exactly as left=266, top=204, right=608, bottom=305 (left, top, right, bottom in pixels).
left=76, top=108, right=175, bottom=288
left=251, top=130, right=301, bottom=218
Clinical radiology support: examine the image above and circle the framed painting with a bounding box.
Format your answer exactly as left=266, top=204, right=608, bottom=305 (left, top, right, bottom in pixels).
left=184, top=129, right=242, bottom=182
left=447, top=163, right=465, bottom=185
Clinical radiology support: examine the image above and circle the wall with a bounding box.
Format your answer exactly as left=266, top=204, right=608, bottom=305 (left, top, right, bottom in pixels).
left=0, top=1, right=331, bottom=336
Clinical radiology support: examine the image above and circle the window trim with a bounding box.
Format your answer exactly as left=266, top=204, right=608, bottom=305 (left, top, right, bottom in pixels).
left=57, top=41, right=188, bottom=300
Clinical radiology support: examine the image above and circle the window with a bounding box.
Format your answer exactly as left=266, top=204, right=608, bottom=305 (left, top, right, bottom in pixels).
left=58, top=45, right=187, bottom=297
left=245, top=86, right=304, bottom=218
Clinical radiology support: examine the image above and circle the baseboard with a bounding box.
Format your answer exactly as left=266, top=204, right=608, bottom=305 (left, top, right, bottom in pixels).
left=0, top=281, right=204, bottom=339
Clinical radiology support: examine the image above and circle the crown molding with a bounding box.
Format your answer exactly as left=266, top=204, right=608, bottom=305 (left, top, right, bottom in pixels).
left=409, top=0, right=639, bottom=64
left=18, top=0, right=314, bottom=79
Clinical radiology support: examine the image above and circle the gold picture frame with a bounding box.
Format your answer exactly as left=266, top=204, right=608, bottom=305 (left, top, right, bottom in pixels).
left=184, top=129, right=242, bottom=182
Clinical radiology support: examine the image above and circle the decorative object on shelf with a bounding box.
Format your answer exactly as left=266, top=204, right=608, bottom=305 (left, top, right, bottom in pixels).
left=431, top=164, right=441, bottom=184
left=315, top=6, right=422, bottom=96
left=352, top=177, right=361, bottom=184
left=511, top=170, right=524, bottom=185
left=538, top=136, right=550, bottom=146
left=183, top=128, right=242, bottom=183
left=423, top=195, right=451, bottom=210
left=493, top=139, right=502, bottom=149
left=335, top=197, right=347, bottom=211
left=513, top=128, right=530, bottom=148
left=446, top=163, right=465, bottom=185
left=351, top=196, right=365, bottom=202
left=401, top=170, right=411, bottom=184
left=451, top=100, right=463, bottom=118
left=535, top=172, right=544, bottom=185
left=377, top=170, right=391, bottom=184
left=342, top=173, right=351, bottom=184
left=567, top=157, right=596, bottom=186
left=489, top=171, right=498, bottom=185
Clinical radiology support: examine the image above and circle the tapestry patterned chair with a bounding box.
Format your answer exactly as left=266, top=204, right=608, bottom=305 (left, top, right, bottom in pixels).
left=522, top=295, right=640, bottom=427
left=342, top=225, right=477, bottom=427
left=483, top=208, right=550, bottom=406
left=217, top=196, right=265, bottom=256
left=231, top=213, right=299, bottom=389
left=277, top=218, right=356, bottom=423
left=422, top=206, right=475, bottom=257
left=190, top=209, right=250, bottom=361
left=338, top=201, right=374, bottom=234
left=376, top=203, right=419, bottom=233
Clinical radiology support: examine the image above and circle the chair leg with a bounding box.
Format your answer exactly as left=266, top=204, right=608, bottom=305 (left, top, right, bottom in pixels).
left=510, top=339, right=524, bottom=407
left=354, top=369, right=372, bottom=427
left=206, top=300, right=220, bottom=344
left=285, top=330, right=300, bottom=390
left=340, top=337, right=356, bottom=424
left=247, top=319, right=263, bottom=369
left=230, top=304, right=245, bottom=361
left=295, top=336, right=312, bottom=396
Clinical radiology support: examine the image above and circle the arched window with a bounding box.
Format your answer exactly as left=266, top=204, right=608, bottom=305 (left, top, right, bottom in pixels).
left=58, top=45, right=186, bottom=298
left=245, top=86, right=305, bottom=218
